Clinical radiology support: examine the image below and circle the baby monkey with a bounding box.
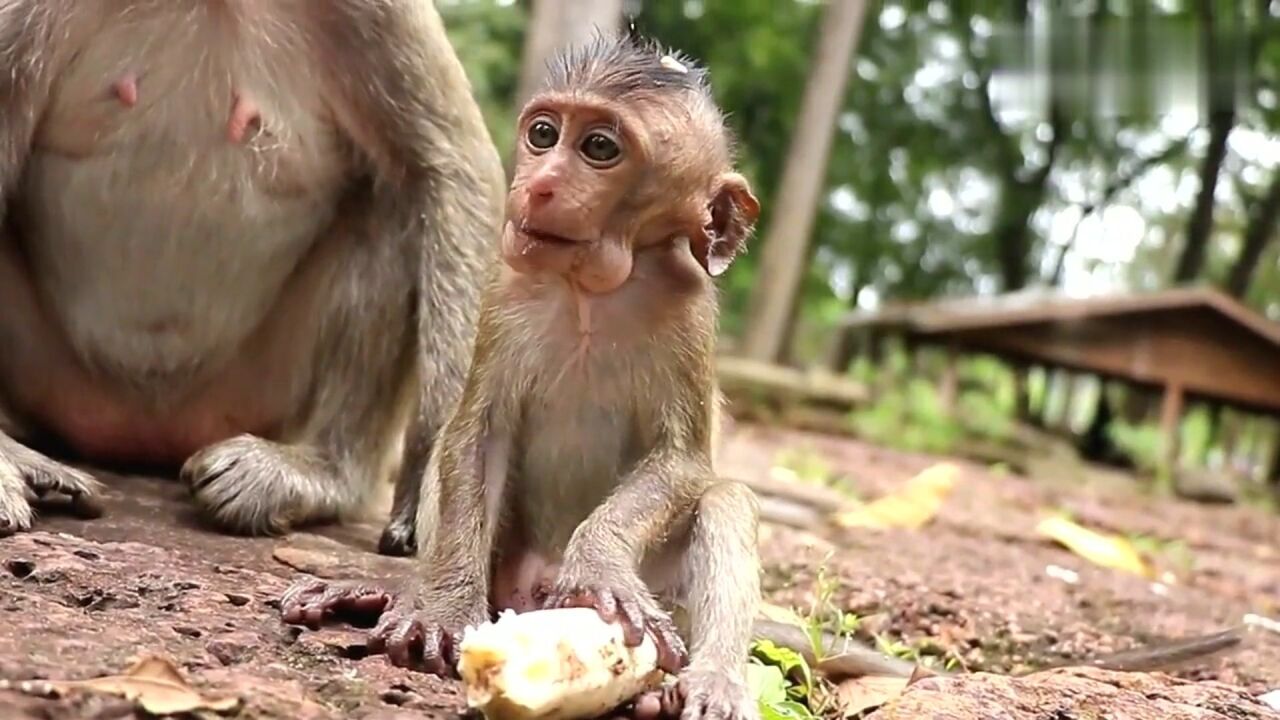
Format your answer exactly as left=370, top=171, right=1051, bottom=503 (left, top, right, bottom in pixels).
left=283, top=34, right=763, bottom=720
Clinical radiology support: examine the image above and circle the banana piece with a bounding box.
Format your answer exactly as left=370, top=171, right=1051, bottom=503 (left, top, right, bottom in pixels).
left=458, top=608, right=667, bottom=720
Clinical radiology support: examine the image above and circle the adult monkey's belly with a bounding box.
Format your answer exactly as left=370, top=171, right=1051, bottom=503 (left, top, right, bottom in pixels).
left=0, top=0, right=350, bottom=467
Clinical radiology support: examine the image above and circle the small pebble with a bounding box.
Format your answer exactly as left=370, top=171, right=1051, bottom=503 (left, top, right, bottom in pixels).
left=207, top=634, right=255, bottom=666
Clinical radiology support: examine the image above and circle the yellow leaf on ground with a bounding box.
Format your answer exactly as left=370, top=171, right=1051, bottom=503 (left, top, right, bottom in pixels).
left=1035, top=515, right=1153, bottom=578
left=833, top=674, right=910, bottom=717
left=832, top=463, right=959, bottom=530
left=45, top=655, right=242, bottom=715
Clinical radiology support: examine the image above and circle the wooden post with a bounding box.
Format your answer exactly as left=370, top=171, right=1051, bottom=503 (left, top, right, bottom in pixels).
left=938, top=345, right=959, bottom=416
left=1159, top=381, right=1185, bottom=470
left=1012, top=363, right=1032, bottom=422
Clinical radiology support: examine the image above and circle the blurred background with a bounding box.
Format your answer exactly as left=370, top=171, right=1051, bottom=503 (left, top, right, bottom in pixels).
left=437, top=0, right=1280, bottom=507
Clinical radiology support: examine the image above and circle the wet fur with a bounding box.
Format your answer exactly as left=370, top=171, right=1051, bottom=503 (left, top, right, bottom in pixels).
left=401, top=34, right=764, bottom=720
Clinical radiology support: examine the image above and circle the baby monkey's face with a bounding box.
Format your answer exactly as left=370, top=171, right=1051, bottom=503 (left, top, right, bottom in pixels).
left=501, top=79, right=757, bottom=295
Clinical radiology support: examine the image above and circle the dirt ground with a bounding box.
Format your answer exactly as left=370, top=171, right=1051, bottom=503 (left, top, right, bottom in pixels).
left=2, top=420, right=1278, bottom=719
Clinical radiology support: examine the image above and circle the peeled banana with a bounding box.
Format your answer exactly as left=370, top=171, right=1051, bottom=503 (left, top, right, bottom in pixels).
left=457, top=608, right=667, bottom=720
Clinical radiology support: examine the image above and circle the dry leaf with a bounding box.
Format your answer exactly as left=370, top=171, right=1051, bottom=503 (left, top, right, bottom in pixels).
left=1034, top=516, right=1152, bottom=578
left=832, top=463, right=959, bottom=530
left=41, top=655, right=241, bottom=715
left=905, top=664, right=937, bottom=687
left=833, top=675, right=909, bottom=717
left=272, top=546, right=341, bottom=575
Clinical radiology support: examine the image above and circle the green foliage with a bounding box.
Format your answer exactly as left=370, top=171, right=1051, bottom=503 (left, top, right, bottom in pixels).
left=746, top=557, right=867, bottom=720
left=745, top=658, right=818, bottom=720
left=1179, top=408, right=1214, bottom=466
left=1108, top=406, right=1214, bottom=481
left=1127, top=533, right=1196, bottom=576
left=848, top=349, right=1013, bottom=455
left=438, top=0, right=526, bottom=158
left=772, top=447, right=837, bottom=486
left=631, top=0, right=822, bottom=337
left=436, top=1, right=1280, bottom=329
left=805, top=560, right=863, bottom=662
left=850, top=375, right=964, bottom=454
left=873, top=636, right=923, bottom=664
left=1107, top=419, right=1165, bottom=476
left=434, top=0, right=1280, bottom=481
left=771, top=447, right=861, bottom=500
left=750, top=640, right=814, bottom=705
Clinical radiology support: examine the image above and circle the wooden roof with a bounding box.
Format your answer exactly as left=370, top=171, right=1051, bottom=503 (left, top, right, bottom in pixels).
left=841, top=287, right=1280, bottom=415
left=842, top=286, right=1280, bottom=348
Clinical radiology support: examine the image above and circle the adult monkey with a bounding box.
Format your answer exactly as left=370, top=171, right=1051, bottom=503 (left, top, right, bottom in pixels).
left=0, top=0, right=504, bottom=551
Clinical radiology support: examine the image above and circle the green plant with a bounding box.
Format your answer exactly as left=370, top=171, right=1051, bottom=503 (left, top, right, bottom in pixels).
left=747, top=557, right=865, bottom=720
left=873, top=635, right=923, bottom=664
left=773, top=447, right=838, bottom=487
left=848, top=376, right=964, bottom=454
left=1107, top=419, right=1165, bottom=476
left=803, top=559, right=862, bottom=661
left=745, top=650, right=819, bottom=720
left=847, top=348, right=1021, bottom=456
left=1127, top=533, right=1196, bottom=576
left=772, top=447, right=861, bottom=500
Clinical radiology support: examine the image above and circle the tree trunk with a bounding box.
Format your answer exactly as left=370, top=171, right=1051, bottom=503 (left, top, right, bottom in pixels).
left=778, top=239, right=824, bottom=366
left=1173, top=3, right=1236, bottom=284
left=994, top=183, right=1043, bottom=293
left=1225, top=171, right=1280, bottom=296
left=1012, top=363, right=1033, bottom=423
left=1175, top=112, right=1232, bottom=282
left=514, top=0, right=624, bottom=110
left=740, top=0, right=870, bottom=364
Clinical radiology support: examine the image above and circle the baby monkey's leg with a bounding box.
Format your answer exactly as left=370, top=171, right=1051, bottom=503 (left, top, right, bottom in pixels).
left=629, top=480, right=762, bottom=720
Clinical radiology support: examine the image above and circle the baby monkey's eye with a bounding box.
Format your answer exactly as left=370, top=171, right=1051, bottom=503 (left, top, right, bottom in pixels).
left=579, top=130, right=622, bottom=167
left=526, top=118, right=559, bottom=150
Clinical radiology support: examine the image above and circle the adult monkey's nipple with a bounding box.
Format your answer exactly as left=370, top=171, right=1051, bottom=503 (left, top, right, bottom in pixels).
left=112, top=73, right=139, bottom=108
left=227, top=90, right=262, bottom=143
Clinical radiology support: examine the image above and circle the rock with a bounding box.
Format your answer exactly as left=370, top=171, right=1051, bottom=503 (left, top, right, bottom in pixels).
left=1173, top=468, right=1240, bottom=505
left=206, top=632, right=259, bottom=666
left=868, top=666, right=1280, bottom=719
left=0, top=515, right=450, bottom=720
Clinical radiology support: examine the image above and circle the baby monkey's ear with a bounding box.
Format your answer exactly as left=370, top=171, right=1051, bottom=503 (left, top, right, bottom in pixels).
left=691, top=172, right=760, bottom=277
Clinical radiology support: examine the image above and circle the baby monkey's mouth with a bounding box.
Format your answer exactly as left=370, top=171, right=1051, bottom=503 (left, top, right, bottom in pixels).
left=518, top=219, right=586, bottom=246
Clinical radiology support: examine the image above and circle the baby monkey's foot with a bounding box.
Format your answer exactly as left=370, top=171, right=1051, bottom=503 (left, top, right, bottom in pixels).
left=542, top=584, right=688, bottom=674
left=279, top=578, right=393, bottom=629
left=623, top=669, right=759, bottom=720
left=368, top=609, right=473, bottom=678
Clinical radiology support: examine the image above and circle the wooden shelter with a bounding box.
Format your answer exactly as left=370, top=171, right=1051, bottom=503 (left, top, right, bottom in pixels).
left=839, top=287, right=1280, bottom=465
